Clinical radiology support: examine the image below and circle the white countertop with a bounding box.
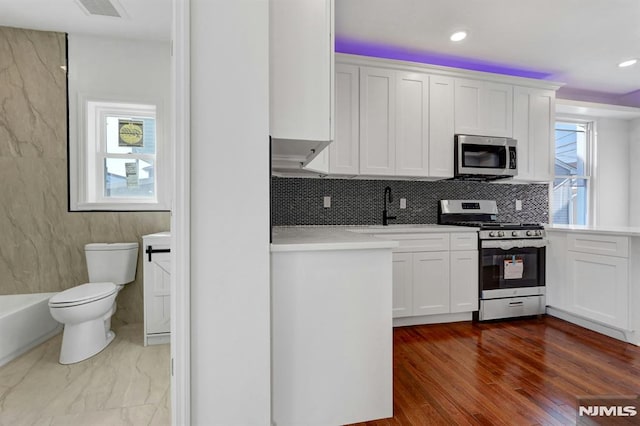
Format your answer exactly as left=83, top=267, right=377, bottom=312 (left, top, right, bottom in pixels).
left=270, top=224, right=477, bottom=252
left=546, top=224, right=640, bottom=237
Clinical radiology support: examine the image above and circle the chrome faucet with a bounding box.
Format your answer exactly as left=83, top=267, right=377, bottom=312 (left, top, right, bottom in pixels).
left=383, top=186, right=397, bottom=226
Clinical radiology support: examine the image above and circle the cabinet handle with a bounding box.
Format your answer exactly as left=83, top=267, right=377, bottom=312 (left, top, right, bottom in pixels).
left=146, top=245, right=171, bottom=262
left=508, top=301, right=524, bottom=307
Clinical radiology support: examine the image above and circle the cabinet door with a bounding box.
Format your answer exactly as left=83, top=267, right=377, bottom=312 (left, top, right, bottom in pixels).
left=329, top=64, right=360, bottom=175
left=144, top=249, right=171, bottom=335
left=513, top=86, right=555, bottom=182
left=482, top=82, right=513, bottom=137
left=412, top=251, right=450, bottom=316
left=359, top=67, right=396, bottom=175
left=450, top=250, right=479, bottom=313
left=395, top=72, right=429, bottom=177
left=455, top=79, right=513, bottom=137
left=392, top=253, right=413, bottom=318
left=566, top=251, right=629, bottom=329
left=454, top=78, right=482, bottom=135
left=270, top=0, right=334, bottom=142
left=530, top=89, right=555, bottom=181
left=429, top=75, right=455, bottom=178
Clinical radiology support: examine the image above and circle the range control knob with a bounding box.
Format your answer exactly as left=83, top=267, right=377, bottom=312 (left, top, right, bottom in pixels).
left=536, top=230, right=542, bottom=236
left=489, top=231, right=497, bottom=237
left=498, top=231, right=505, bottom=237
left=512, top=231, right=519, bottom=237
left=526, top=230, right=534, bottom=236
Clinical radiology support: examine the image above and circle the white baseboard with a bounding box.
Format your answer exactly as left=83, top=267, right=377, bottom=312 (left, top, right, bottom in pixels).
left=546, top=306, right=637, bottom=346
left=393, top=312, right=472, bottom=327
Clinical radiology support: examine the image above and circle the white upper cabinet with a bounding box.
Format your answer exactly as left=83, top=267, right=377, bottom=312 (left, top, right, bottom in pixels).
left=359, top=66, right=397, bottom=175
left=326, top=54, right=560, bottom=180
left=455, top=79, right=513, bottom=137
left=270, top=0, right=334, bottom=144
left=395, top=72, right=430, bottom=177
left=329, top=64, right=360, bottom=175
left=513, top=86, right=555, bottom=182
left=429, top=75, right=455, bottom=178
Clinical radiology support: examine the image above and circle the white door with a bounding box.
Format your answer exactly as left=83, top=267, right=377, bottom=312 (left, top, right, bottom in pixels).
left=429, top=75, right=455, bottom=178
left=330, top=63, right=360, bottom=175
left=450, top=250, right=479, bottom=313
left=392, top=253, right=413, bottom=318
left=412, top=251, right=450, bottom=316
left=359, top=67, right=396, bottom=175
left=395, top=71, right=429, bottom=177
left=566, top=251, right=629, bottom=329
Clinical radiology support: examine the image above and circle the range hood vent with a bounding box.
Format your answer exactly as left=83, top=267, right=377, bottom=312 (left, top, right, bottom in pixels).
left=75, top=0, right=122, bottom=17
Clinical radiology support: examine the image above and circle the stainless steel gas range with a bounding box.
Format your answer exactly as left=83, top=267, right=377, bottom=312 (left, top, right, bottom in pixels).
left=439, top=200, right=547, bottom=321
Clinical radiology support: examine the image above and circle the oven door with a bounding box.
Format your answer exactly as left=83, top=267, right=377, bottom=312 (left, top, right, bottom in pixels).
left=479, top=246, right=545, bottom=297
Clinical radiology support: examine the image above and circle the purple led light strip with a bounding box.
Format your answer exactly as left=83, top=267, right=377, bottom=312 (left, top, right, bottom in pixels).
left=335, top=37, right=553, bottom=80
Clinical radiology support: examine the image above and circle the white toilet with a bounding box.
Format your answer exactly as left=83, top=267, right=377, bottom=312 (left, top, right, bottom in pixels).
left=49, top=242, right=138, bottom=364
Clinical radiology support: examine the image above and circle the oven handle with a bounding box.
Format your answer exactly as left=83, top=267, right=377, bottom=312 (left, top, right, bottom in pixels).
left=481, top=239, right=549, bottom=250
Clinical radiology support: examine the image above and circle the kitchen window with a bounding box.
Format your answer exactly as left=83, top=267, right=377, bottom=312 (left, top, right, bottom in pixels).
left=551, top=121, right=593, bottom=225
left=69, top=98, right=170, bottom=211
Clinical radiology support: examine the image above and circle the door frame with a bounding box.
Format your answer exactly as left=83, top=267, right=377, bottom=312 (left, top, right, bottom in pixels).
left=171, top=0, right=191, bottom=424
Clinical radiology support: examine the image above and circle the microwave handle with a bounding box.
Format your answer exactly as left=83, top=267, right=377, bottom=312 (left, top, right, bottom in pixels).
left=508, top=147, right=517, bottom=169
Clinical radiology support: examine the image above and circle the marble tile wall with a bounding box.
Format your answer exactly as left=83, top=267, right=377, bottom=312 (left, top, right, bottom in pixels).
left=0, top=26, right=170, bottom=325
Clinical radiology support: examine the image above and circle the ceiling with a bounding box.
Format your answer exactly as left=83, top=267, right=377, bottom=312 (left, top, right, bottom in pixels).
left=0, top=0, right=638, bottom=106
left=0, top=0, right=171, bottom=41
left=336, top=0, right=640, bottom=106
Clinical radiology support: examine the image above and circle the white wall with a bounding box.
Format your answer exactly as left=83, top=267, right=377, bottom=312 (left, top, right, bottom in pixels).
left=190, top=0, right=271, bottom=424
left=67, top=34, right=171, bottom=209
left=557, top=114, right=630, bottom=227
left=594, top=118, right=630, bottom=227
left=629, top=118, right=640, bottom=226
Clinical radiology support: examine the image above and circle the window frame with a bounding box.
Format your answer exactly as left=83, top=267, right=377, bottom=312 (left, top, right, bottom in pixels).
left=551, top=118, right=596, bottom=226
left=70, top=93, right=170, bottom=212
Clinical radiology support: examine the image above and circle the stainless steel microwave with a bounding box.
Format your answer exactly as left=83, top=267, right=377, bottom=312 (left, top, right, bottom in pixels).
left=454, top=134, right=517, bottom=180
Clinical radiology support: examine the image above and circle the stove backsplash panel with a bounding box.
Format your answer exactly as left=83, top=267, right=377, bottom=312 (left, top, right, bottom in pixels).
left=272, top=177, right=549, bottom=226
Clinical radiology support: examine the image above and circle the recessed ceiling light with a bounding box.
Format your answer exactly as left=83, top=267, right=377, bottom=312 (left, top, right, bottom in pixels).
left=618, top=59, right=638, bottom=68
left=450, top=31, right=467, bottom=42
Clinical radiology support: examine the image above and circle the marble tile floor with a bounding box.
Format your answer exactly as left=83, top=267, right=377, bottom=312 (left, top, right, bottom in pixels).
left=0, top=323, right=170, bottom=426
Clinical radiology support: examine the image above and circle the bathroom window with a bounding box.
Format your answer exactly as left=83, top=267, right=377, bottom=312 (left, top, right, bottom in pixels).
left=70, top=98, right=170, bottom=211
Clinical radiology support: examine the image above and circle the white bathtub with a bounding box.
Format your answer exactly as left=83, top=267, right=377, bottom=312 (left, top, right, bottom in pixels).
left=0, top=293, right=62, bottom=367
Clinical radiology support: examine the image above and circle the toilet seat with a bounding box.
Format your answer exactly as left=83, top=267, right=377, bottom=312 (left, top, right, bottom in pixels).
left=49, top=282, right=117, bottom=308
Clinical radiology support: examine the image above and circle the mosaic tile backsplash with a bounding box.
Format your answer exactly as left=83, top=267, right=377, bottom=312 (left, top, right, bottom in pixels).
left=272, top=177, right=549, bottom=226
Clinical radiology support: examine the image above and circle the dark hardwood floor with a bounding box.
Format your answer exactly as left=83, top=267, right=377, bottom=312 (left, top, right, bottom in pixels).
left=353, top=316, right=640, bottom=425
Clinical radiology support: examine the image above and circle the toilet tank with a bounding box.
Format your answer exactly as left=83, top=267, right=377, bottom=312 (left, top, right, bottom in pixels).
left=85, top=243, right=139, bottom=285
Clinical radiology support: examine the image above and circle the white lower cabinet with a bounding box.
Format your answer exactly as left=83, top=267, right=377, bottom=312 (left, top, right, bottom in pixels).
left=450, top=250, right=479, bottom=313
left=412, top=251, right=450, bottom=316
left=546, top=230, right=632, bottom=338
left=142, top=232, right=171, bottom=346
left=389, top=232, right=478, bottom=321
left=391, top=253, right=412, bottom=318
left=566, top=251, right=629, bottom=329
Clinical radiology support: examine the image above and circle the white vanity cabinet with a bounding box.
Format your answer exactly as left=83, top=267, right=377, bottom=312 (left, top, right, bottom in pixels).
left=142, top=232, right=171, bottom=346
left=381, top=231, right=478, bottom=325
left=454, top=79, right=513, bottom=137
